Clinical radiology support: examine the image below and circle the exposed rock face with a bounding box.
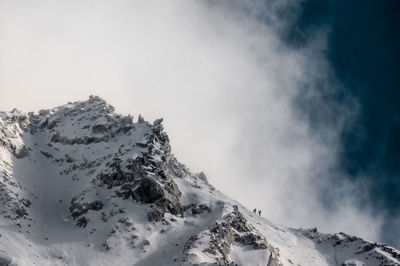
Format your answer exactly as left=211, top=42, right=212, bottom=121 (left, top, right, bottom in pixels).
left=191, top=204, right=212, bottom=215
left=0, top=96, right=187, bottom=228
left=94, top=122, right=184, bottom=222
left=184, top=205, right=281, bottom=265
left=96, top=153, right=184, bottom=221
left=0, top=112, right=33, bottom=223
left=0, top=96, right=399, bottom=266
left=69, top=194, right=104, bottom=227
left=298, top=228, right=400, bottom=266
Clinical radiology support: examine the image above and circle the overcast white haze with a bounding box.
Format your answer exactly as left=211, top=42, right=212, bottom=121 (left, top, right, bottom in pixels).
left=0, top=0, right=383, bottom=243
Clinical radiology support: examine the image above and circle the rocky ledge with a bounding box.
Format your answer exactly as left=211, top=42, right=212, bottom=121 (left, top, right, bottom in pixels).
left=184, top=205, right=281, bottom=265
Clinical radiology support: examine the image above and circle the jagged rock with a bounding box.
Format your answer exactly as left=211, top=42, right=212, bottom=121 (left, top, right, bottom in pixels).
left=97, top=143, right=184, bottom=221
left=138, top=115, right=145, bottom=123
left=40, top=151, right=53, bottom=159
left=135, top=142, right=148, bottom=148
left=92, top=124, right=108, bottom=135
left=299, top=228, right=400, bottom=266
left=184, top=205, right=280, bottom=265
left=153, top=118, right=163, bottom=126
left=147, top=207, right=164, bottom=222
left=234, top=233, right=266, bottom=249
left=20, top=199, right=31, bottom=208
left=118, top=217, right=134, bottom=227
left=76, top=216, right=88, bottom=228
left=15, top=207, right=27, bottom=218
left=69, top=196, right=103, bottom=223
left=197, top=171, right=209, bottom=184
left=51, top=132, right=109, bottom=145
left=0, top=96, right=398, bottom=266
left=191, top=204, right=212, bottom=215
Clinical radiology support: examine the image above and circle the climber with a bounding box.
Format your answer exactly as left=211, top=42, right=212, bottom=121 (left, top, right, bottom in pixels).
left=253, top=208, right=257, bottom=214
left=258, top=210, right=261, bottom=216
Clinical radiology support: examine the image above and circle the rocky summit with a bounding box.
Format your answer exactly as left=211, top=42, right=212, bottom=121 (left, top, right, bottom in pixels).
left=0, top=96, right=398, bottom=266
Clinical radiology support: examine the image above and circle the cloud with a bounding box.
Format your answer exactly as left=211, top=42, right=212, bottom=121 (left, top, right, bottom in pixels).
left=0, top=0, right=384, bottom=242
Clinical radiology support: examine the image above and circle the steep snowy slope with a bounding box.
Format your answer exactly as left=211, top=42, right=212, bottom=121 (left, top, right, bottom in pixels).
left=0, top=96, right=398, bottom=266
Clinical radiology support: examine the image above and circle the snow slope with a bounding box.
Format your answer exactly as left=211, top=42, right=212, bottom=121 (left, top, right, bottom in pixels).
left=0, top=96, right=398, bottom=266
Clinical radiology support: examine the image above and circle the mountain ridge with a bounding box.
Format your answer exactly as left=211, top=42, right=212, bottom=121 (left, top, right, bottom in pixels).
left=0, top=96, right=398, bottom=266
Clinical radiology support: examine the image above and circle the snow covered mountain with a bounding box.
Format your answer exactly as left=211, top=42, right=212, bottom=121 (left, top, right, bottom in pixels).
left=0, top=96, right=398, bottom=266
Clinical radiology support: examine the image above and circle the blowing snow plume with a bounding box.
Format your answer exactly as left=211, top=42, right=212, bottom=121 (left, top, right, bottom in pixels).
left=0, top=0, right=385, bottom=246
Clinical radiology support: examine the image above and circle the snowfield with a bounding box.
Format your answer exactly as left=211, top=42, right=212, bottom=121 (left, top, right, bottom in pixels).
left=0, top=96, right=398, bottom=266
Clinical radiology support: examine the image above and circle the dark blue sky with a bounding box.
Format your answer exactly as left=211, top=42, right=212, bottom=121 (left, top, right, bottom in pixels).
left=284, top=0, right=400, bottom=247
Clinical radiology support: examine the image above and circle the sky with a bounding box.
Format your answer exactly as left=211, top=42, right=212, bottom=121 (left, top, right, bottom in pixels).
left=0, top=0, right=399, bottom=248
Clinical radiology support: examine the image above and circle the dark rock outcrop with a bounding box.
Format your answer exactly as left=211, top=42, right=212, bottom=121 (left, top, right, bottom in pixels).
left=191, top=204, right=212, bottom=215
left=184, top=205, right=281, bottom=265
left=69, top=195, right=103, bottom=227
left=94, top=117, right=185, bottom=222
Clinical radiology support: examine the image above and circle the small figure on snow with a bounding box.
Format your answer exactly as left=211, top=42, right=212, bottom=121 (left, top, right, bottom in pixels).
left=253, top=208, right=257, bottom=214
left=258, top=210, right=261, bottom=216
